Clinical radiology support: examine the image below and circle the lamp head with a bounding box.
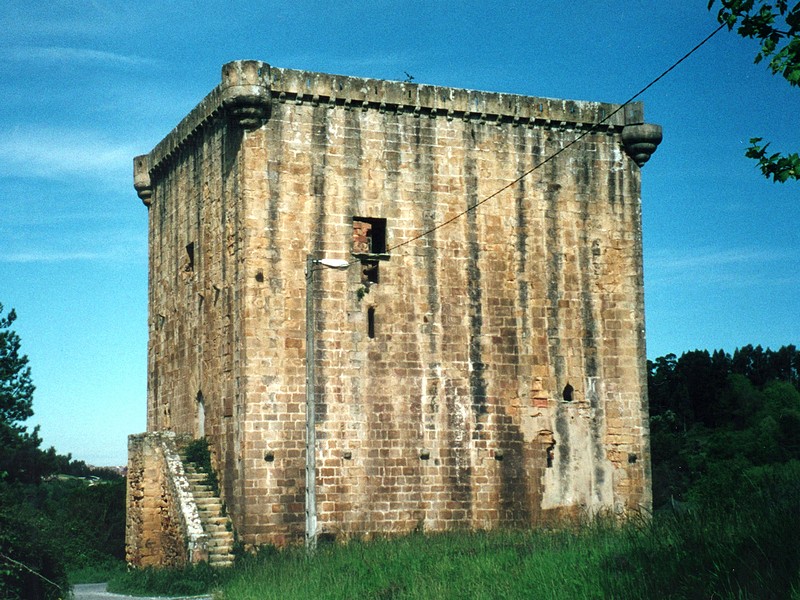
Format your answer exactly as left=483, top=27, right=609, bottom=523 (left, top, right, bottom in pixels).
left=316, top=258, right=350, bottom=269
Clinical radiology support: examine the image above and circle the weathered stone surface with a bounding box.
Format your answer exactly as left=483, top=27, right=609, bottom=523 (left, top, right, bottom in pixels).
left=126, top=432, right=208, bottom=567
left=130, top=60, right=657, bottom=552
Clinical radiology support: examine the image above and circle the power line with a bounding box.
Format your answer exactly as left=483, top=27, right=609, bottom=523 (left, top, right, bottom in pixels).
left=385, top=22, right=727, bottom=255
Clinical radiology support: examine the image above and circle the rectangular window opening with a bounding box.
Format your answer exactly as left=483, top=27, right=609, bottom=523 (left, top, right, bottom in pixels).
left=367, top=307, right=376, bottom=339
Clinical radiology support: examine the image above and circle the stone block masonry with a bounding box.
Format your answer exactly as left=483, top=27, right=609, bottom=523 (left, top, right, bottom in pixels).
left=130, top=60, right=661, bottom=553
left=126, top=432, right=208, bottom=567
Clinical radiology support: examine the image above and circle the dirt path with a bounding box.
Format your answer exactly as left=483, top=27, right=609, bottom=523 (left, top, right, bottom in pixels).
left=72, top=583, right=212, bottom=600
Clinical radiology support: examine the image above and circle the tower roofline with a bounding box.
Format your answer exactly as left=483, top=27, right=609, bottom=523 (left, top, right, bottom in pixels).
left=133, top=59, right=655, bottom=204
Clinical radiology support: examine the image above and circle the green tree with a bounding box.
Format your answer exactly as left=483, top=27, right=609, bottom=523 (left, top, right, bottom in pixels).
left=709, top=0, right=800, bottom=182
left=0, top=304, right=56, bottom=483
left=0, top=304, right=34, bottom=430
left=0, top=304, right=70, bottom=599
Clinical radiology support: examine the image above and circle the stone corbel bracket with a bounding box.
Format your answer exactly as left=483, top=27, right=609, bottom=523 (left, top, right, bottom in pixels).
left=132, top=60, right=271, bottom=207
left=220, top=60, right=272, bottom=129
left=621, top=102, right=663, bottom=167
left=133, top=154, right=152, bottom=207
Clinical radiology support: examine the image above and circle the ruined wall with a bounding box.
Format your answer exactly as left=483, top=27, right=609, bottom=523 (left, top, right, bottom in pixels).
left=126, top=433, right=190, bottom=567
left=133, top=60, right=655, bottom=549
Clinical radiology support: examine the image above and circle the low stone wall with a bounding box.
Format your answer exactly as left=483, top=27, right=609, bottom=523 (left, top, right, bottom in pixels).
left=126, top=432, right=208, bottom=567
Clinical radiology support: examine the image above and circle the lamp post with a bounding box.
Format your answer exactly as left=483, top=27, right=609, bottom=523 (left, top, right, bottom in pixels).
left=305, top=255, right=350, bottom=554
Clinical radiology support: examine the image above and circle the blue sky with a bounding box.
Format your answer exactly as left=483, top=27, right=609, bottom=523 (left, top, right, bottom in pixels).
left=1, top=1, right=797, bottom=466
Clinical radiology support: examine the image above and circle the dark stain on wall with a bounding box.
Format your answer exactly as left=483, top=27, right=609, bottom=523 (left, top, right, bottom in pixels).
left=266, top=102, right=284, bottom=292
left=463, top=125, right=488, bottom=417
left=310, top=105, right=330, bottom=422
left=497, top=407, right=532, bottom=526
left=514, top=127, right=531, bottom=330
left=545, top=156, right=564, bottom=385
left=415, top=118, right=441, bottom=357
left=554, top=402, right=571, bottom=497
left=577, top=140, right=606, bottom=501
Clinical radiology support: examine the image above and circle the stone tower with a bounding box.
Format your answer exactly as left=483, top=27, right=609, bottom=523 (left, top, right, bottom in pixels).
left=128, top=60, right=661, bottom=555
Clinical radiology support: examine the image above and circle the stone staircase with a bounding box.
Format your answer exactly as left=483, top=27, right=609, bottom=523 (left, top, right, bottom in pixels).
left=181, top=459, right=236, bottom=568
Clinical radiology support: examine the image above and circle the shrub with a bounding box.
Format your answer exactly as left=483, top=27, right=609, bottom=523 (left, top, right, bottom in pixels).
left=0, top=488, right=69, bottom=600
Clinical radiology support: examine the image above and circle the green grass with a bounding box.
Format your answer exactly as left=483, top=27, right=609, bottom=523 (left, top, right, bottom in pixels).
left=220, top=501, right=800, bottom=600
left=68, top=559, right=126, bottom=585
left=108, top=561, right=233, bottom=596
left=110, top=469, right=800, bottom=599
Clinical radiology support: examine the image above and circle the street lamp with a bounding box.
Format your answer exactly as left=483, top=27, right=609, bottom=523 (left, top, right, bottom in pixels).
left=305, top=255, right=350, bottom=554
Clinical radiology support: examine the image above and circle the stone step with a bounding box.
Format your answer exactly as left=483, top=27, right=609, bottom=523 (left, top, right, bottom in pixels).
left=203, top=515, right=229, bottom=525
left=208, top=559, right=234, bottom=568
left=185, top=475, right=209, bottom=484
left=179, top=454, right=235, bottom=568
left=197, top=506, right=224, bottom=517
left=205, top=525, right=230, bottom=535
left=195, top=497, right=223, bottom=508
left=191, top=489, right=215, bottom=499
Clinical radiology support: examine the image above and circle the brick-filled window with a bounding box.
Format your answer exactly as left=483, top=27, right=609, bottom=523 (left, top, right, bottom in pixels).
left=353, top=217, right=387, bottom=284
left=352, top=217, right=386, bottom=254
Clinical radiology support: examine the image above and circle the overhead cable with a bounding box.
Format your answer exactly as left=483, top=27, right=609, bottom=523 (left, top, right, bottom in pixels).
left=385, top=22, right=727, bottom=255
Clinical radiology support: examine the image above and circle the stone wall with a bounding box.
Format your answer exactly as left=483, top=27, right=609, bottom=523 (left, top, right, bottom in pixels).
left=126, top=432, right=207, bottom=567
left=132, top=60, right=657, bottom=549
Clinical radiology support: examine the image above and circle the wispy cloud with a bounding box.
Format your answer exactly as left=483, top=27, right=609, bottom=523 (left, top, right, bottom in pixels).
left=0, top=127, right=138, bottom=184
left=5, top=46, right=158, bottom=68
left=647, top=247, right=792, bottom=271
left=646, top=246, right=798, bottom=288
left=0, top=251, right=108, bottom=264
left=0, top=239, right=146, bottom=265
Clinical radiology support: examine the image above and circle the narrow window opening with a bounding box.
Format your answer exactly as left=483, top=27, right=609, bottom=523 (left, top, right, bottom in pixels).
left=562, top=383, right=574, bottom=402
left=185, top=242, right=195, bottom=272
left=196, top=390, right=205, bottom=438
left=367, top=307, right=376, bottom=339
left=546, top=443, right=555, bottom=468
left=362, top=260, right=379, bottom=284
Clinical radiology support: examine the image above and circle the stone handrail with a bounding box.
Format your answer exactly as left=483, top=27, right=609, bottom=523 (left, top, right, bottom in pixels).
left=160, top=433, right=209, bottom=564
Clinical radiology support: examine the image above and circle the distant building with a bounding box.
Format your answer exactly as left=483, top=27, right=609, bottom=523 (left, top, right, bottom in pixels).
left=127, top=60, right=661, bottom=564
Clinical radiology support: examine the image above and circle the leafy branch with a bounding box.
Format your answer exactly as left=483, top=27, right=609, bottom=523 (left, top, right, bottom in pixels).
left=709, top=0, right=800, bottom=182
left=746, top=137, right=800, bottom=181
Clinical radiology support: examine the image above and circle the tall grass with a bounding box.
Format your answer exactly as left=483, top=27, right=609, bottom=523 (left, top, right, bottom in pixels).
left=221, top=489, right=800, bottom=599
left=111, top=463, right=800, bottom=599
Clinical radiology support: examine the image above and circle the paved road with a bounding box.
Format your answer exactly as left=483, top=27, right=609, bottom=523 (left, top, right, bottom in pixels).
left=72, top=583, right=213, bottom=600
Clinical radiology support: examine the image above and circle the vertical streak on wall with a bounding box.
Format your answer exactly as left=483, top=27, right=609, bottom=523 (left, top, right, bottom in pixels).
left=576, top=136, right=607, bottom=505
left=545, top=140, right=572, bottom=499
left=514, top=127, right=531, bottom=387
left=631, top=158, right=652, bottom=511
left=267, top=103, right=284, bottom=290
left=463, top=125, right=487, bottom=418
left=310, top=105, right=330, bottom=425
